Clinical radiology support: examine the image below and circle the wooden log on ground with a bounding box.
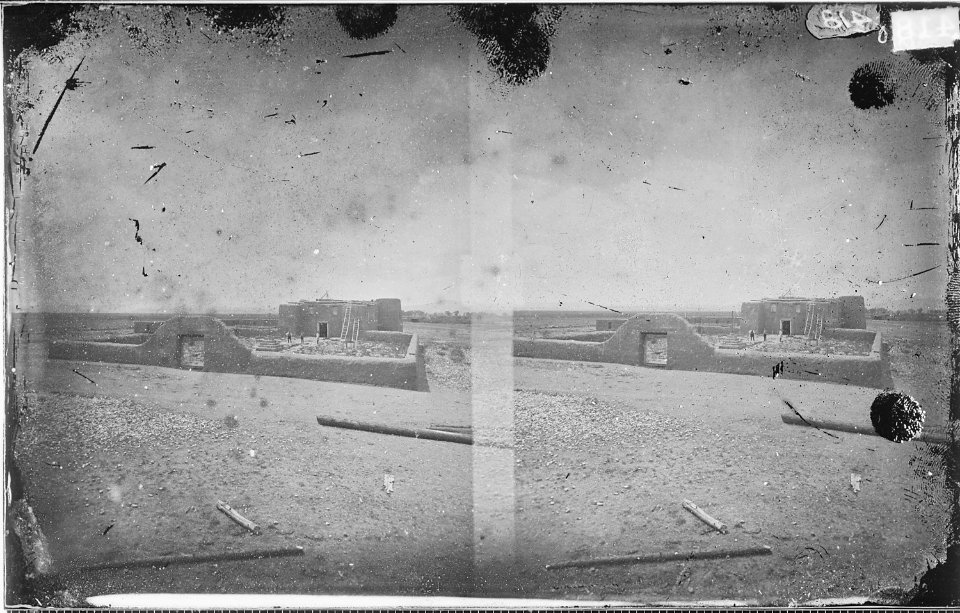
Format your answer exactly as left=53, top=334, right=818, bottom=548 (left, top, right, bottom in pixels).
left=68, top=546, right=304, bottom=573
left=316, top=416, right=473, bottom=445
left=216, top=500, right=260, bottom=534
left=780, top=413, right=950, bottom=445
left=545, top=545, right=771, bottom=570
left=682, top=499, right=727, bottom=533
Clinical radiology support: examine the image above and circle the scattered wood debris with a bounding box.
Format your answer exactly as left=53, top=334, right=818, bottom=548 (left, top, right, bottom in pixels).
left=216, top=500, right=261, bottom=534
left=682, top=499, right=727, bottom=533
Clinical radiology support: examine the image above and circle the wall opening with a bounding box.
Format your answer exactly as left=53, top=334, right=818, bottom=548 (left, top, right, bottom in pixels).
left=317, top=322, right=328, bottom=338
left=780, top=320, right=791, bottom=335
left=178, top=335, right=205, bottom=370
left=641, top=333, right=668, bottom=367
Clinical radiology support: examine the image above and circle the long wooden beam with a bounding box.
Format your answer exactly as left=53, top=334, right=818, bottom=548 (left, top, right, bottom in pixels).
left=316, top=416, right=473, bottom=445
left=780, top=413, right=950, bottom=445
left=67, top=546, right=304, bottom=573
left=545, top=545, right=772, bottom=570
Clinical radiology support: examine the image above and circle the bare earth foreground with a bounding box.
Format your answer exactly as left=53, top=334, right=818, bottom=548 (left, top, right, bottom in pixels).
left=14, top=341, right=474, bottom=603
left=510, top=361, right=950, bottom=603
left=11, top=318, right=953, bottom=604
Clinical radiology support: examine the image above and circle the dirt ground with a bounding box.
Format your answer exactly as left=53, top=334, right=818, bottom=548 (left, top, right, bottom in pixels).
left=13, top=341, right=474, bottom=604
left=408, top=318, right=951, bottom=603
left=508, top=361, right=950, bottom=603
left=10, top=317, right=953, bottom=605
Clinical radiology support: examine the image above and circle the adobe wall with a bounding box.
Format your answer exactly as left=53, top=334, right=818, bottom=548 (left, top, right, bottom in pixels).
left=248, top=352, right=421, bottom=390
left=375, top=298, right=403, bottom=332
left=358, top=330, right=412, bottom=347
left=100, top=334, right=152, bottom=345
left=49, top=316, right=426, bottom=391
left=600, top=313, right=717, bottom=368
left=739, top=302, right=761, bottom=334
left=596, top=318, right=628, bottom=331
left=820, top=328, right=876, bottom=344
left=514, top=312, right=888, bottom=388
left=838, top=295, right=866, bottom=328
left=550, top=331, right=616, bottom=342
left=50, top=316, right=253, bottom=371
left=694, top=324, right=738, bottom=335
left=712, top=348, right=884, bottom=388
left=514, top=339, right=605, bottom=362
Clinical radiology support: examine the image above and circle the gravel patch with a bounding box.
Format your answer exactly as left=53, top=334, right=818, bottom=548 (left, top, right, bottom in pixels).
left=515, top=390, right=698, bottom=453
left=424, top=343, right=471, bottom=391
left=17, top=392, right=225, bottom=454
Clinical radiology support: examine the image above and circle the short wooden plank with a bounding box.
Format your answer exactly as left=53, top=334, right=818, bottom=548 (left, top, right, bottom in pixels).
left=682, top=499, right=728, bottom=533
left=216, top=500, right=261, bottom=534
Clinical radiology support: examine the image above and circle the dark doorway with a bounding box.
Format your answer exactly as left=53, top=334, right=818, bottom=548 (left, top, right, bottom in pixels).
left=317, top=322, right=328, bottom=338
left=178, top=335, right=204, bottom=369
left=780, top=320, right=791, bottom=336
left=641, top=333, right=668, bottom=366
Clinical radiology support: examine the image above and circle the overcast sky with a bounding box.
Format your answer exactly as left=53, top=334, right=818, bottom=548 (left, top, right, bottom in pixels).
left=7, top=5, right=950, bottom=313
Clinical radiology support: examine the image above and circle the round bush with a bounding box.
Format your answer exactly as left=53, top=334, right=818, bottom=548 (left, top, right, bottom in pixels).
left=870, top=391, right=924, bottom=443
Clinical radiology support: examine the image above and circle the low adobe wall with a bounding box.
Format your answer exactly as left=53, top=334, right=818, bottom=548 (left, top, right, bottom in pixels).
left=247, top=332, right=422, bottom=390
left=712, top=348, right=884, bottom=388
left=596, top=318, right=629, bottom=331
left=821, top=327, right=876, bottom=344
left=229, top=327, right=278, bottom=338
left=548, top=331, right=616, bottom=342
left=514, top=338, right=605, bottom=362
left=693, top=324, right=738, bottom=335
left=249, top=351, right=420, bottom=390
left=50, top=317, right=253, bottom=371
left=515, top=313, right=888, bottom=388
left=49, top=316, right=426, bottom=391
left=358, top=330, right=413, bottom=348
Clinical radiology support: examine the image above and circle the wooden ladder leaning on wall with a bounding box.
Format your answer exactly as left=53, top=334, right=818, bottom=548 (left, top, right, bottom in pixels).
left=340, top=304, right=353, bottom=342
left=803, top=306, right=815, bottom=337
left=351, top=316, right=360, bottom=345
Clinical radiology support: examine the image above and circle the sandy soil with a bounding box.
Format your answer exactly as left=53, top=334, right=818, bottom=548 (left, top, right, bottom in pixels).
left=507, top=352, right=951, bottom=603
left=11, top=317, right=951, bottom=605
left=13, top=342, right=474, bottom=604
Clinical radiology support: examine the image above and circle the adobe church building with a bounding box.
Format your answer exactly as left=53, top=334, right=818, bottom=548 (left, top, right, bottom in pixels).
left=740, top=295, right=866, bottom=336
left=278, top=298, right=402, bottom=338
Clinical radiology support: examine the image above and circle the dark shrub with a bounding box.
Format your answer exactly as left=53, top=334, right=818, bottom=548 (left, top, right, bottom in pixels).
left=870, top=391, right=924, bottom=443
